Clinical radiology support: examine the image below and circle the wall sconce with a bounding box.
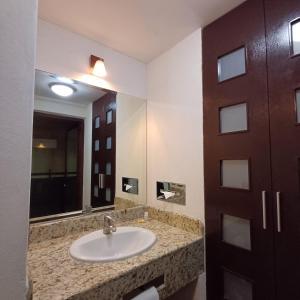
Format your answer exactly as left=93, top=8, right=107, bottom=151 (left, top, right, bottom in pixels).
left=90, top=55, right=107, bottom=77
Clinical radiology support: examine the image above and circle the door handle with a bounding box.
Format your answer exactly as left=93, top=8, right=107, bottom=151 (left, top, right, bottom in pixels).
left=262, top=190, right=267, bottom=230
left=99, top=174, right=105, bottom=189
left=276, top=191, right=281, bottom=233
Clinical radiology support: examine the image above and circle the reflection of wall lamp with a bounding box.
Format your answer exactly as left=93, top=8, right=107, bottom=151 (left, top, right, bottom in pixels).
left=90, top=55, right=107, bottom=77
left=33, top=139, right=57, bottom=149
left=37, top=143, right=46, bottom=149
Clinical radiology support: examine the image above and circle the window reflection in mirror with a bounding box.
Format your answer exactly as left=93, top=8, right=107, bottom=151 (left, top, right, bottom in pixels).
left=30, top=70, right=146, bottom=221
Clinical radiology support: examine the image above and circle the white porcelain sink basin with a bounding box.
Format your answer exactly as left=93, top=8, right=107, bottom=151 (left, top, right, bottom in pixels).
left=69, top=226, right=156, bottom=263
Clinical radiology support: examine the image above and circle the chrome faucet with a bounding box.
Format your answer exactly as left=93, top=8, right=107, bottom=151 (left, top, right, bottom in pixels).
left=103, top=215, right=117, bottom=234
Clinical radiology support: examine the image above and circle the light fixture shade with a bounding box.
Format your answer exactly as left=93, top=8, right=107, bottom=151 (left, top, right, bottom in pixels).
left=50, top=84, right=75, bottom=97
left=90, top=55, right=107, bottom=77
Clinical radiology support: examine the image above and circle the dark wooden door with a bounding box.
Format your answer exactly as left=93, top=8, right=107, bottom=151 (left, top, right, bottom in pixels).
left=65, top=123, right=84, bottom=212
left=30, top=112, right=84, bottom=218
left=265, top=1, right=300, bottom=299
left=91, top=92, right=116, bottom=207
left=203, top=1, right=275, bottom=299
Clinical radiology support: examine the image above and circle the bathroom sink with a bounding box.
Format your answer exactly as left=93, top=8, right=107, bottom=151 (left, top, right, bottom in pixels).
left=69, top=226, right=156, bottom=263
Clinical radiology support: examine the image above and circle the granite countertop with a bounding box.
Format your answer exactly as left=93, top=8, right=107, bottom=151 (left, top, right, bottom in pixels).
left=28, top=218, right=203, bottom=300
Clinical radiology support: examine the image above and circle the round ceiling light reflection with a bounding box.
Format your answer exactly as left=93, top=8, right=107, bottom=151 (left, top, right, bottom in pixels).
left=50, top=83, right=75, bottom=97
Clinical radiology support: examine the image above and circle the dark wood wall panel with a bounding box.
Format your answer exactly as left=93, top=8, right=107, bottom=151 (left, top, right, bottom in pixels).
left=265, top=1, right=300, bottom=299
left=91, top=92, right=117, bottom=208
left=203, top=1, right=275, bottom=299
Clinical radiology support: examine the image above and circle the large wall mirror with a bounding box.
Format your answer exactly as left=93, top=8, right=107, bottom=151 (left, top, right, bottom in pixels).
left=30, top=70, right=147, bottom=221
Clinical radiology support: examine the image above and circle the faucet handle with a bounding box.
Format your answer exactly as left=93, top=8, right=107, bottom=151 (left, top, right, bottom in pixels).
left=104, top=214, right=113, bottom=222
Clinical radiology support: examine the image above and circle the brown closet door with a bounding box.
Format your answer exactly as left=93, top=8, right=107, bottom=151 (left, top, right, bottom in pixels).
left=203, top=1, right=275, bottom=299
left=91, top=92, right=116, bottom=208
left=265, top=1, right=300, bottom=299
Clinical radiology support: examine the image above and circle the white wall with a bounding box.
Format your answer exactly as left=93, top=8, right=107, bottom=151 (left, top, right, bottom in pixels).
left=0, top=0, right=37, bottom=299
left=147, top=28, right=205, bottom=300
left=147, top=28, right=204, bottom=222
left=36, top=19, right=147, bottom=99
left=115, top=94, right=147, bottom=204
left=35, top=96, right=87, bottom=118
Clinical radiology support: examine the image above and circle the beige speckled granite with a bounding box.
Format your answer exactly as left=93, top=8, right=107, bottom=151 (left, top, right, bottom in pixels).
left=28, top=219, right=204, bottom=300
left=114, top=198, right=204, bottom=236
left=29, top=206, right=145, bottom=244
left=146, top=207, right=204, bottom=236
left=114, top=197, right=142, bottom=210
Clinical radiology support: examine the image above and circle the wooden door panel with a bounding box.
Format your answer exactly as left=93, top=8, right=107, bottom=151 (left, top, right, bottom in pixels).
left=203, top=1, right=275, bottom=299
left=265, top=1, right=300, bottom=299
left=91, top=92, right=116, bottom=208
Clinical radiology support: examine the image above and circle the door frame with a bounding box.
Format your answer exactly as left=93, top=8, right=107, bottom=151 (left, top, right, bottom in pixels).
left=30, top=111, right=84, bottom=222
